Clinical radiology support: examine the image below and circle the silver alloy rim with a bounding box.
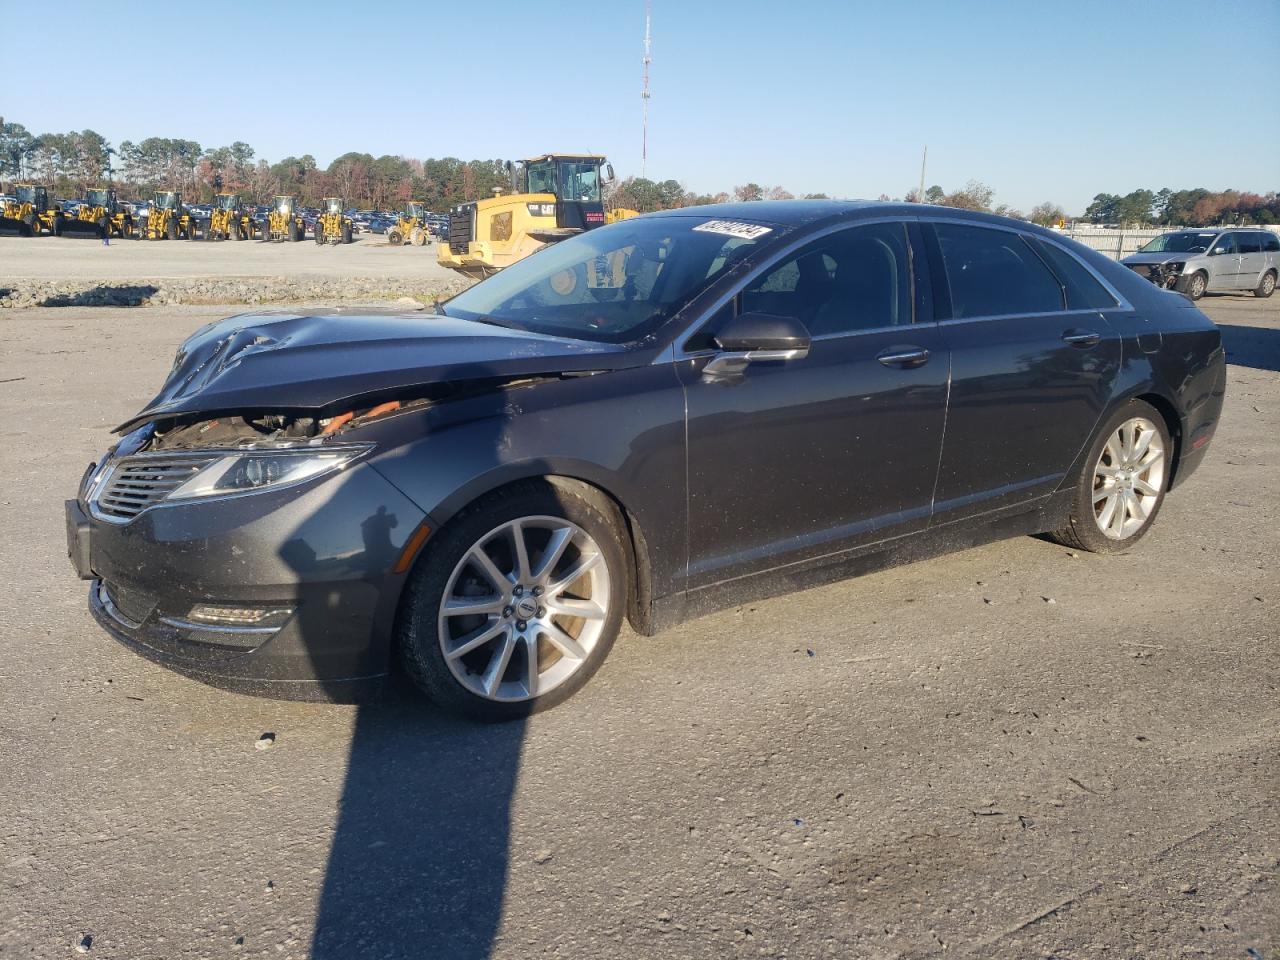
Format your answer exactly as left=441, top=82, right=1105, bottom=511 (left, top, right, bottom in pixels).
left=1091, top=416, right=1166, bottom=540
left=437, top=516, right=611, bottom=702
left=1190, top=274, right=1205, bottom=296
left=1263, top=273, right=1276, bottom=295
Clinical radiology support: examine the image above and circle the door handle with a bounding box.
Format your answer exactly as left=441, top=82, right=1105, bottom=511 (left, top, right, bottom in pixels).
left=876, top=345, right=930, bottom=368
left=1061, top=329, right=1101, bottom=348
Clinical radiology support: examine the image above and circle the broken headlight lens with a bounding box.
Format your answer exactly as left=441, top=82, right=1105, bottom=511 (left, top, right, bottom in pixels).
left=167, top=444, right=371, bottom=500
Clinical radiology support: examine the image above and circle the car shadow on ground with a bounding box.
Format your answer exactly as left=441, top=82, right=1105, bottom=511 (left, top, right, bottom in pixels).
left=310, top=684, right=524, bottom=959
left=1218, top=323, right=1280, bottom=372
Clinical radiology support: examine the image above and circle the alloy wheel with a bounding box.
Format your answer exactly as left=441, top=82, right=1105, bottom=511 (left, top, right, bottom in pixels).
left=437, top=516, right=611, bottom=702
left=1091, top=416, right=1166, bottom=540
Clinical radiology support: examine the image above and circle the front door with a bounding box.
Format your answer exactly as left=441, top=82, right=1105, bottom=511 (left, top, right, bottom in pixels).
left=679, top=221, right=949, bottom=590
left=1207, top=232, right=1241, bottom=289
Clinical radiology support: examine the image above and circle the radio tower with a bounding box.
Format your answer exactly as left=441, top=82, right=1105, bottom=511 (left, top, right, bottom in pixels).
left=641, top=0, right=652, bottom=178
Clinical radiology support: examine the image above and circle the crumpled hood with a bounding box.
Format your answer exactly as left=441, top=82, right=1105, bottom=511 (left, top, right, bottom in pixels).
left=1122, top=251, right=1201, bottom=266
left=116, top=311, right=631, bottom=433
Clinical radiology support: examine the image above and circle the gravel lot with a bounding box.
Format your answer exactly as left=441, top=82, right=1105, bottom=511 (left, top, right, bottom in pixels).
left=0, top=233, right=456, bottom=281
left=0, top=295, right=1276, bottom=959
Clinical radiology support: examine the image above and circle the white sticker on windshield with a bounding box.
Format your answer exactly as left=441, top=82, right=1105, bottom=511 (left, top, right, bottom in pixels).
left=692, top=219, right=773, bottom=240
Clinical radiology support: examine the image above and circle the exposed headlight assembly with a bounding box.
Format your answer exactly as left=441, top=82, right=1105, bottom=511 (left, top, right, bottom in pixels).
left=168, top=444, right=372, bottom=500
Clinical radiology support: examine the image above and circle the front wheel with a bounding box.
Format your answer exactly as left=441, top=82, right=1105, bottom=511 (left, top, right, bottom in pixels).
left=1254, top=270, right=1276, bottom=299
left=399, top=482, right=627, bottom=721
left=1185, top=271, right=1207, bottom=300
left=387, top=227, right=404, bottom=246
left=1046, top=400, right=1172, bottom=554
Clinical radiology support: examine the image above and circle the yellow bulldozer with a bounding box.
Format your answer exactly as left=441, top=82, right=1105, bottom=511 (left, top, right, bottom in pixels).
left=315, top=197, right=354, bottom=245
left=387, top=201, right=431, bottom=246
left=144, top=191, right=197, bottom=240
left=61, top=188, right=134, bottom=239
left=262, top=195, right=306, bottom=242
left=0, top=184, right=61, bottom=236
left=208, top=193, right=254, bottom=241
left=437, top=153, right=638, bottom=279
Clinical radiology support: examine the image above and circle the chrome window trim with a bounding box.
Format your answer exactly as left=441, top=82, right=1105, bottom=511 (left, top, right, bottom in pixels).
left=667, top=215, right=922, bottom=362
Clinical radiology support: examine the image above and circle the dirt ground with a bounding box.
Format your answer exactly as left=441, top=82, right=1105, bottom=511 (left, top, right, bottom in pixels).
left=0, top=295, right=1276, bottom=959
left=0, top=233, right=458, bottom=282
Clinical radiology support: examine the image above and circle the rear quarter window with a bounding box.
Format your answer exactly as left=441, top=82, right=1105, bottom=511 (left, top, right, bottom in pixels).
left=1263, top=232, right=1280, bottom=252
left=1032, top=238, right=1119, bottom=310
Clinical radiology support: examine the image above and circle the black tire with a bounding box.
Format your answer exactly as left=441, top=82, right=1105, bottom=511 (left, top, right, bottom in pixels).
left=1045, top=399, right=1172, bottom=555
left=231, top=221, right=242, bottom=240
left=315, top=222, right=325, bottom=245
left=398, top=481, right=628, bottom=721
left=288, top=220, right=300, bottom=242
left=387, top=227, right=403, bottom=246
left=341, top=222, right=352, bottom=244
left=261, top=222, right=272, bottom=241
left=166, top=217, right=178, bottom=240
left=1185, top=271, right=1207, bottom=300
left=1254, top=269, right=1276, bottom=299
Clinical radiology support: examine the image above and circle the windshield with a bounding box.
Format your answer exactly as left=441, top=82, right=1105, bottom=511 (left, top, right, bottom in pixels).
left=216, top=194, right=238, bottom=210
left=526, top=161, right=555, bottom=195
left=16, top=186, right=38, bottom=203
left=443, top=215, right=782, bottom=344
left=155, top=192, right=177, bottom=209
left=406, top=203, right=424, bottom=219
left=87, top=190, right=109, bottom=206
left=1140, top=231, right=1219, bottom=254
left=275, top=197, right=293, bottom=215
left=559, top=160, right=601, bottom=202
left=326, top=198, right=342, bottom=214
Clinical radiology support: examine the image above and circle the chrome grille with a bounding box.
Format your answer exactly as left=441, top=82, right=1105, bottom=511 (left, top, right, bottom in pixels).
left=93, top=455, right=217, bottom=522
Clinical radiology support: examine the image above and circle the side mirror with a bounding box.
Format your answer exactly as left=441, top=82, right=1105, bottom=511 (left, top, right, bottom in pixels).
left=605, top=163, right=616, bottom=183
left=704, top=312, right=810, bottom=379
left=1210, top=246, right=1228, bottom=256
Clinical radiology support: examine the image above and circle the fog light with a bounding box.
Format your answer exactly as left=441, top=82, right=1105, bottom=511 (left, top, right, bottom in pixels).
left=186, top=604, right=294, bottom=628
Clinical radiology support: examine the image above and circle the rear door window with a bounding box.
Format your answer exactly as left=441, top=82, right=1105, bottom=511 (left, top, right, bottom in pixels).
left=1262, top=233, right=1280, bottom=252
left=933, top=223, right=1065, bottom=318
left=1236, top=232, right=1263, bottom=254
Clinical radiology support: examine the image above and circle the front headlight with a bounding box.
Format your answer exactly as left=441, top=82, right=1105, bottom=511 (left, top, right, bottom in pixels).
left=1165, top=261, right=1185, bottom=275
left=168, top=444, right=371, bottom=500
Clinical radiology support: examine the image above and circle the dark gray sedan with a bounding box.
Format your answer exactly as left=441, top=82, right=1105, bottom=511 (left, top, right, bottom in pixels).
left=66, top=202, right=1226, bottom=720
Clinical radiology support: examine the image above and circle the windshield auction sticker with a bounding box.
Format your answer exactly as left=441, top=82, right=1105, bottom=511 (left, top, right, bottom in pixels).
left=692, top=220, right=773, bottom=240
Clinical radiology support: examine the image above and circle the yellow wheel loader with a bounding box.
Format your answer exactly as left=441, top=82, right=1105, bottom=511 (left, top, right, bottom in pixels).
left=438, top=154, right=636, bottom=279
left=262, top=195, right=305, bottom=242
left=61, top=188, right=134, bottom=239
left=0, top=184, right=61, bottom=236
left=208, top=193, right=253, bottom=240
left=387, top=202, right=431, bottom=246
left=144, top=191, right=197, bottom=240
left=315, top=197, right=354, bottom=245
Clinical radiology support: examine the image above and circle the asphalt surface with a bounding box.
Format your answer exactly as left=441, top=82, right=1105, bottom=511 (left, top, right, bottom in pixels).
left=0, top=233, right=458, bottom=282
left=0, top=295, right=1276, bottom=959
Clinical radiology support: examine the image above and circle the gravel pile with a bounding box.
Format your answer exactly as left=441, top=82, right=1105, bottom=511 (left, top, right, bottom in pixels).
left=0, top=274, right=474, bottom=310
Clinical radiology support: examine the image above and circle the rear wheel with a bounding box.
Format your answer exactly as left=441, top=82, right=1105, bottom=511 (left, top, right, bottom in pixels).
left=1046, top=399, right=1171, bottom=554
left=315, top=222, right=325, bottom=245
left=231, top=221, right=242, bottom=240
left=288, top=220, right=300, bottom=242
left=166, top=217, right=178, bottom=240
left=341, top=221, right=352, bottom=244
left=399, top=482, right=627, bottom=721
left=1185, top=271, right=1207, bottom=300
left=410, top=226, right=426, bottom=246
left=1254, top=270, right=1276, bottom=298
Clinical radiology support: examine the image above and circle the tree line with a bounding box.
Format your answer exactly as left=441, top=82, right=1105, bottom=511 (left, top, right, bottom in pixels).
left=2, top=120, right=1274, bottom=225
left=1082, top=188, right=1280, bottom=227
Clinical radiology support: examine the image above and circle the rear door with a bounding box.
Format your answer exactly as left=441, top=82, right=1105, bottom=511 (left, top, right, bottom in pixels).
left=1236, top=232, right=1267, bottom=288
left=924, top=221, right=1123, bottom=523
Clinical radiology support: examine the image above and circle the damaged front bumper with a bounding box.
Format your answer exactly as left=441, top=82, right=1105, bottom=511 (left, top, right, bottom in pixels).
left=66, top=460, right=428, bottom=702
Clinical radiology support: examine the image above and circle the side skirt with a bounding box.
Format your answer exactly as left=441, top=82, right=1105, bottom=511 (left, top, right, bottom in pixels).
left=643, top=491, right=1073, bottom=634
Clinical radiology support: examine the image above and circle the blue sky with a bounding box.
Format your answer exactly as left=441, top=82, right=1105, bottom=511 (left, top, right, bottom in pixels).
left=6, top=0, right=1278, bottom=213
